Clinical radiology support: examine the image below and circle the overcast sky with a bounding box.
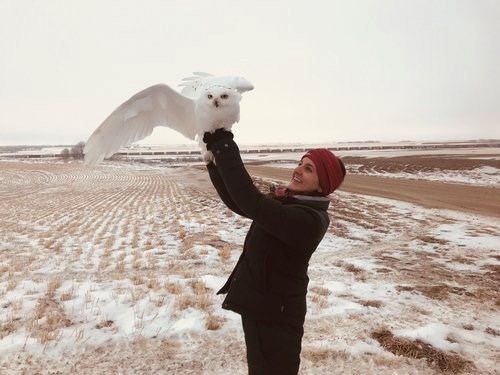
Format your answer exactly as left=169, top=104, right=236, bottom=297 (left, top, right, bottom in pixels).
left=1, top=0, right=499, bottom=146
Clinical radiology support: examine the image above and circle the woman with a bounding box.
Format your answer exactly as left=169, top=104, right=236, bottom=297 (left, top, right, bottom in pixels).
left=203, top=129, right=346, bottom=374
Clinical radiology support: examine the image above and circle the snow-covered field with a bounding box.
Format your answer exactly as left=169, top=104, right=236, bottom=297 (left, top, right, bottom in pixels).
left=0, top=158, right=499, bottom=374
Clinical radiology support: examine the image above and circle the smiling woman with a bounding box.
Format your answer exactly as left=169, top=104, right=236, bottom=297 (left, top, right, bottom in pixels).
left=202, top=129, right=346, bottom=374
left=288, top=149, right=345, bottom=195
left=287, top=157, right=321, bottom=193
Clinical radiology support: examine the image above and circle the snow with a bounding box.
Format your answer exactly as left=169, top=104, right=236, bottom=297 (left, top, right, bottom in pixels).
left=0, top=158, right=499, bottom=374
left=395, top=323, right=460, bottom=351
left=430, top=222, right=499, bottom=249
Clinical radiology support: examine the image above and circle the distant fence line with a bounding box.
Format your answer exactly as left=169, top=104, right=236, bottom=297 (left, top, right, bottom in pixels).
left=2, top=142, right=500, bottom=159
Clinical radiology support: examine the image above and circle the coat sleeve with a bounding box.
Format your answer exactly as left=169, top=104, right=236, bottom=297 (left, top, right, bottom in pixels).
left=211, top=139, right=326, bottom=250
left=206, top=162, right=248, bottom=218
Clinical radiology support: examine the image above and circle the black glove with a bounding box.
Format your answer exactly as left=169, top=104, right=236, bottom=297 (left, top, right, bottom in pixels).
left=203, top=128, right=234, bottom=151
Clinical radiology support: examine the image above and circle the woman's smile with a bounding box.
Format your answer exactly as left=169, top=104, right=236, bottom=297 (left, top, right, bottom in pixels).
left=287, top=157, right=321, bottom=194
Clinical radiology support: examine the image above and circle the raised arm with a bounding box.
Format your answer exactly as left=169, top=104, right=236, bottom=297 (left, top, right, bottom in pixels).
left=204, top=131, right=327, bottom=251
left=206, top=162, right=248, bottom=218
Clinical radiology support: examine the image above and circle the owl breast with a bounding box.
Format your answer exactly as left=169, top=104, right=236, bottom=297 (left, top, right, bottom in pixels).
left=195, top=100, right=240, bottom=133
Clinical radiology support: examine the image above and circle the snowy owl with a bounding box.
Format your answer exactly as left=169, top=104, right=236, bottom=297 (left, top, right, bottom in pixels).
left=83, top=72, right=254, bottom=166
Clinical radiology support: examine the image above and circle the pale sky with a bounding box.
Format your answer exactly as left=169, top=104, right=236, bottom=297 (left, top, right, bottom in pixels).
left=1, top=0, right=499, bottom=146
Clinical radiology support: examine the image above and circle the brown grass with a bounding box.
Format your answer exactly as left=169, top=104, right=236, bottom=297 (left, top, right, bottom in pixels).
left=417, top=235, right=449, bottom=245
left=96, top=319, right=114, bottom=329
left=159, top=338, right=181, bottom=358
left=485, top=327, right=500, bottom=336
left=396, top=284, right=468, bottom=301
left=1, top=157, right=499, bottom=373
left=30, top=298, right=72, bottom=344
left=132, top=275, right=145, bottom=285
left=152, top=295, right=166, bottom=307
left=175, top=293, right=211, bottom=311
left=190, top=279, right=207, bottom=295
left=371, top=328, right=474, bottom=373
left=335, top=261, right=365, bottom=275
left=358, top=299, right=383, bottom=308
left=0, top=305, right=19, bottom=339
left=310, top=286, right=331, bottom=296
left=302, top=348, right=350, bottom=362
left=46, top=278, right=62, bottom=298
left=311, top=294, right=329, bottom=309
left=205, top=313, right=225, bottom=330
left=146, top=277, right=161, bottom=290
left=7, top=278, right=17, bottom=291
left=218, top=245, right=231, bottom=261
left=165, top=281, right=183, bottom=295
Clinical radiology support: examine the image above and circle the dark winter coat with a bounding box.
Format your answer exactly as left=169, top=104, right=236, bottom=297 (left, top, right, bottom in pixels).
left=207, top=139, right=330, bottom=327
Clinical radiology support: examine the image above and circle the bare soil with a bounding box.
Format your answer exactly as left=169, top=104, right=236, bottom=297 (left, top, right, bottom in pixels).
left=247, top=154, right=500, bottom=218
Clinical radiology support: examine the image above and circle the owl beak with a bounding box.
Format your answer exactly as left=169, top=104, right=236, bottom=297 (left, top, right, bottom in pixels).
left=213, top=99, right=219, bottom=108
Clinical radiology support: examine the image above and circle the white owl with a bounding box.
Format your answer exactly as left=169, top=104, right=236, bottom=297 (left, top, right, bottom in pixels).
left=83, top=72, right=254, bottom=166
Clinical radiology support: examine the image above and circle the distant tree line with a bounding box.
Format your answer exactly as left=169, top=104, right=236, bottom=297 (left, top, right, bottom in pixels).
left=61, top=141, right=85, bottom=160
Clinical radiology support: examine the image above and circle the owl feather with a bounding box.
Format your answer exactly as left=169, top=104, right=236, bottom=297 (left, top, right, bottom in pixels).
left=83, top=72, right=253, bottom=166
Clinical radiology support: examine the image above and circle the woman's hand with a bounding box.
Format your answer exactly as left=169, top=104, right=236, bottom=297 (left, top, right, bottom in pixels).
left=203, top=129, right=234, bottom=151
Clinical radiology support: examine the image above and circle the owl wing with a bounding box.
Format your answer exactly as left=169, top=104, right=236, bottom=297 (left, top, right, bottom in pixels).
left=179, top=72, right=254, bottom=98
left=83, top=84, right=197, bottom=166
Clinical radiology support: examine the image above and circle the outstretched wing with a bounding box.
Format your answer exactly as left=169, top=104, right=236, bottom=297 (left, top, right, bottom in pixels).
left=83, top=84, right=197, bottom=166
left=179, top=72, right=254, bottom=98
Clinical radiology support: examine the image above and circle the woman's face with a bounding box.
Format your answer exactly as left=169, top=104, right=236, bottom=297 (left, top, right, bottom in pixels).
left=287, top=157, right=321, bottom=194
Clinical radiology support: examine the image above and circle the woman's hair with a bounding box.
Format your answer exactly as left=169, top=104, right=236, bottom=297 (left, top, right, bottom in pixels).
left=337, top=157, right=346, bottom=178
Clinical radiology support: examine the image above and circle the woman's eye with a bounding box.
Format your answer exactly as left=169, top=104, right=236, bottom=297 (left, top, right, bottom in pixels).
left=208, top=94, right=213, bottom=99
left=221, top=94, right=228, bottom=99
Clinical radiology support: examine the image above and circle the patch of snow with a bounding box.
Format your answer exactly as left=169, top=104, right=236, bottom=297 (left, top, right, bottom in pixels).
left=395, top=323, right=460, bottom=351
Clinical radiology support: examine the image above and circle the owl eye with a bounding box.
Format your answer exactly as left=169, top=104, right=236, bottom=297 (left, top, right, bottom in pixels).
left=207, top=94, right=213, bottom=99
left=221, top=94, right=229, bottom=99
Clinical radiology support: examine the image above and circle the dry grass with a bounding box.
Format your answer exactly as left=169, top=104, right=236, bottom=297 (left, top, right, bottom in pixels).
left=218, top=245, right=231, bottom=261
left=311, top=294, right=329, bottom=309
left=165, top=281, right=183, bottom=295
left=336, top=261, right=365, bottom=275
left=60, top=285, right=77, bottom=302
left=302, top=347, right=350, bottom=362
left=417, top=235, right=449, bottom=245
left=129, top=287, right=143, bottom=304
left=310, top=285, right=332, bottom=309
left=146, top=277, right=161, bottom=290
left=175, top=293, right=211, bottom=311
left=371, top=328, right=474, bottom=373
left=190, top=279, right=207, bottom=295
left=96, top=319, right=114, bottom=329
left=1, top=159, right=498, bottom=374
left=29, top=298, right=72, bottom=344
left=396, top=284, right=467, bottom=301
left=310, top=286, right=331, bottom=296
left=7, top=278, right=17, bottom=291
left=358, top=299, right=383, bottom=308
left=132, top=275, right=145, bottom=286
left=485, top=327, right=500, bottom=336
left=152, top=295, right=166, bottom=307
left=462, top=323, right=474, bottom=331
left=0, top=300, right=22, bottom=339
left=205, top=313, right=225, bottom=330
left=46, top=278, right=62, bottom=299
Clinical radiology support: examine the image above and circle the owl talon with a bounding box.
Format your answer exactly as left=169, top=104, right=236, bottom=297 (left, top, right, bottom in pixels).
left=203, top=150, right=215, bottom=164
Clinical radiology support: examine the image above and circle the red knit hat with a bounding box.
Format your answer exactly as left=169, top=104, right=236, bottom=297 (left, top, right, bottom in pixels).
left=302, top=149, right=344, bottom=195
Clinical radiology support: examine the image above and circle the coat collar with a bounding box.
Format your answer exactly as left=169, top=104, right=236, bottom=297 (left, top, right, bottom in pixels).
left=276, top=194, right=330, bottom=211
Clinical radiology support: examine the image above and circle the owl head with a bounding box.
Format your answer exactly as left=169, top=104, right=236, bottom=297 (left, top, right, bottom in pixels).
left=200, top=85, right=242, bottom=109
left=195, top=84, right=242, bottom=132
